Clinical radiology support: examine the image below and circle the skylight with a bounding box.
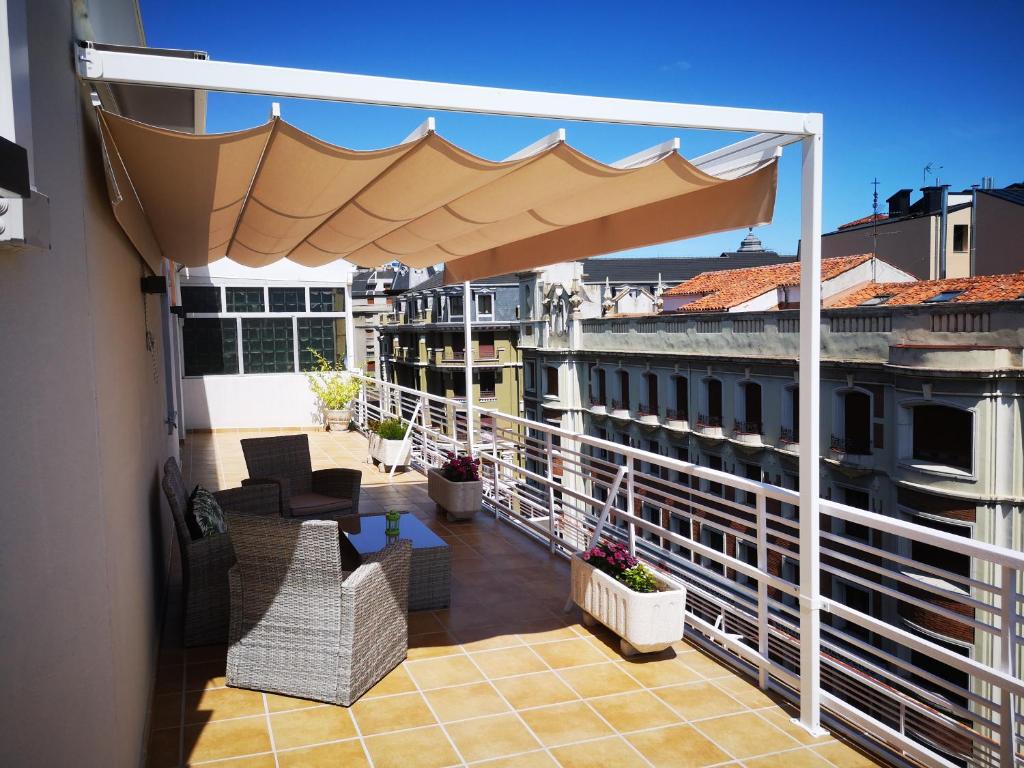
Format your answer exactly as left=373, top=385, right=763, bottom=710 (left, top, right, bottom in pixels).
left=923, top=290, right=965, bottom=304
left=859, top=294, right=894, bottom=306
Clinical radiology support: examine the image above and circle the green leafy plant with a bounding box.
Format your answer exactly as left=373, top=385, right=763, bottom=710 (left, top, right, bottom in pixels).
left=618, top=563, right=659, bottom=593
left=304, top=348, right=360, bottom=411
left=374, top=417, right=407, bottom=440
left=581, top=540, right=659, bottom=594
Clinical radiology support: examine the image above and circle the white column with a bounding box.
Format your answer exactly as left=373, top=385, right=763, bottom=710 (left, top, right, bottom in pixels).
left=343, top=278, right=356, bottom=370
left=463, top=280, right=474, bottom=455
left=797, top=119, right=826, bottom=736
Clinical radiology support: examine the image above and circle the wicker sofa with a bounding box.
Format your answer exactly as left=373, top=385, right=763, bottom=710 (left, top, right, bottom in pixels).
left=161, top=457, right=280, bottom=647
left=225, top=512, right=411, bottom=706
left=241, top=433, right=362, bottom=517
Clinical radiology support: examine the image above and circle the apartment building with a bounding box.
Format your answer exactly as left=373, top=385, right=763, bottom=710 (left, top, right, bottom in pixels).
left=350, top=265, right=435, bottom=376
left=523, top=257, right=1024, bottom=741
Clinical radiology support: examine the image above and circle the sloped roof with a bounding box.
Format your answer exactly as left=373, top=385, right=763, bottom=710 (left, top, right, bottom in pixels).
left=980, top=185, right=1024, bottom=207
left=830, top=273, right=1024, bottom=308
left=579, top=252, right=795, bottom=286
left=838, top=213, right=887, bottom=230
left=663, top=254, right=873, bottom=311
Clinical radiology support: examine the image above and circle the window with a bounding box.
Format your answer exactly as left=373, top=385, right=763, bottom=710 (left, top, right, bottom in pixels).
left=924, top=290, right=965, bottom=304
left=478, top=331, right=495, bottom=358
left=742, top=462, right=761, bottom=506
left=269, top=287, right=305, bottom=313
left=859, top=294, right=893, bottom=307
left=702, top=379, right=722, bottom=426
left=642, top=373, right=659, bottom=414
left=912, top=404, right=972, bottom=471
left=475, top=292, right=494, bottom=319
left=700, top=526, right=725, bottom=575
left=617, top=370, right=630, bottom=410
left=781, top=386, right=799, bottom=442
left=181, top=286, right=221, bottom=313
left=226, top=287, right=265, bottom=313
left=707, top=454, right=723, bottom=496
left=479, top=371, right=497, bottom=398
left=183, top=319, right=238, bottom=375
left=310, top=287, right=344, bottom=312
left=596, top=368, right=607, bottom=405
left=546, top=366, right=559, bottom=397
left=672, top=377, right=688, bottom=420
left=835, top=390, right=871, bottom=454
left=839, top=488, right=871, bottom=542
left=674, top=447, right=690, bottom=487
left=298, top=318, right=338, bottom=370
left=524, top=361, right=536, bottom=391
left=953, top=224, right=968, bottom=252
left=911, top=516, right=970, bottom=579
left=242, top=319, right=294, bottom=373
left=737, top=381, right=762, bottom=434
left=449, top=295, right=464, bottom=319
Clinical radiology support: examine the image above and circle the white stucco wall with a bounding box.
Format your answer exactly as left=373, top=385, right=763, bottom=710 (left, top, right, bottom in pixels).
left=183, top=373, right=323, bottom=429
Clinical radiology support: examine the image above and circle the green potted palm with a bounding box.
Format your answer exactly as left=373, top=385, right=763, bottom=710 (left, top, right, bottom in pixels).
left=428, top=453, right=482, bottom=522
left=304, top=349, right=360, bottom=432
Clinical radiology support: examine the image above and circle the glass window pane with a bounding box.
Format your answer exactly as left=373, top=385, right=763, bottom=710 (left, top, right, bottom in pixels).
left=269, top=287, right=305, bottom=313
left=226, top=287, right=265, bottom=312
left=242, top=318, right=294, bottom=373
left=181, top=286, right=221, bottom=314
left=182, top=319, right=237, bottom=375
left=298, top=318, right=340, bottom=371
left=310, top=287, right=345, bottom=312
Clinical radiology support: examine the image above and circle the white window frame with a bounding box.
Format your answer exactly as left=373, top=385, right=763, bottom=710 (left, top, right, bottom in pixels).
left=475, top=290, right=495, bottom=320
left=897, top=398, right=977, bottom=480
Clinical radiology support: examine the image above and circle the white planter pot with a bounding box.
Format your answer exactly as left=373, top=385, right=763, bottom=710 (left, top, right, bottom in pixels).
left=326, top=407, right=352, bottom=432
left=427, top=469, right=482, bottom=522
left=571, top=555, right=686, bottom=656
left=369, top=434, right=411, bottom=468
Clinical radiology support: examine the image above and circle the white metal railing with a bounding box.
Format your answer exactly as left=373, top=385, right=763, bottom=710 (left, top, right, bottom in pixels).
left=350, top=373, right=1024, bottom=768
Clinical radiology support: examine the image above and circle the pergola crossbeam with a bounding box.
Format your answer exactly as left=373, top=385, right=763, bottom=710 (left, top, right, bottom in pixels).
left=502, top=128, right=565, bottom=161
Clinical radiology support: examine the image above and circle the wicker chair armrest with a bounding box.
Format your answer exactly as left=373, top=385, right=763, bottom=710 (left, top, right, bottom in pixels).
left=189, top=533, right=236, bottom=583
left=343, top=539, right=412, bottom=615
left=243, top=475, right=291, bottom=514
left=312, top=468, right=361, bottom=511
left=214, top=483, right=280, bottom=517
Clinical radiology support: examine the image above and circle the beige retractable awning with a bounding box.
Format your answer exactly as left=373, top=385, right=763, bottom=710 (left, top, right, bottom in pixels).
left=98, top=109, right=778, bottom=283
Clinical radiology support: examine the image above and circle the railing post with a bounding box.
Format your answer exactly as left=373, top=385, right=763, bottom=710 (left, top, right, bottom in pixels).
left=491, top=417, right=500, bottom=520
left=357, top=382, right=367, bottom=431
left=797, top=121, right=826, bottom=736
left=545, top=432, right=556, bottom=553
left=756, top=491, right=769, bottom=690
left=626, top=455, right=636, bottom=557
left=419, top=393, right=430, bottom=464
left=999, top=563, right=1019, bottom=767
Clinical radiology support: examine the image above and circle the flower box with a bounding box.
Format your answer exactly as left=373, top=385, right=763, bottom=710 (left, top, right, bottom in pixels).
left=427, top=468, right=482, bottom=522
left=571, top=554, right=686, bottom=656
left=368, top=433, right=411, bottom=468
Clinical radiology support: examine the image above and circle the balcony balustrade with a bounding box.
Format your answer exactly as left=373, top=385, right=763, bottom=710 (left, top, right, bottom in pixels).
left=609, top=398, right=631, bottom=417
left=635, top=402, right=660, bottom=425
left=830, top=434, right=871, bottom=456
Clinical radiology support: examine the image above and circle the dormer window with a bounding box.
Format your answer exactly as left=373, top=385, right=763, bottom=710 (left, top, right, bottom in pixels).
left=859, top=294, right=893, bottom=306
left=924, top=290, right=965, bottom=304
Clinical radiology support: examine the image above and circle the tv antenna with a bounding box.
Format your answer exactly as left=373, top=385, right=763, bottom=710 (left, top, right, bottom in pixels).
left=923, top=162, right=943, bottom=186
left=866, top=177, right=898, bottom=262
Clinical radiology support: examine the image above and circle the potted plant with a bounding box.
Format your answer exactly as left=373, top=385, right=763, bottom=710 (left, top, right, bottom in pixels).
left=428, top=453, right=483, bottom=522
left=571, top=540, right=686, bottom=657
left=368, top=417, right=412, bottom=469
left=304, top=349, right=360, bottom=432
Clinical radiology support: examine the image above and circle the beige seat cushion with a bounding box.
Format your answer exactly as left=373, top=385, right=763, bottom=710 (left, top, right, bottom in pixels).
left=289, top=492, right=354, bottom=516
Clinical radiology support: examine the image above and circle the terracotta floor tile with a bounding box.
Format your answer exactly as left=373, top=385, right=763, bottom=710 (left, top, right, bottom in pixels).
left=406, top=654, right=485, bottom=690
left=182, top=716, right=271, bottom=763
left=264, top=692, right=322, bottom=713
left=149, top=693, right=182, bottom=731
left=530, top=638, right=608, bottom=669
left=471, top=646, right=548, bottom=679
left=276, top=739, right=369, bottom=768
left=812, top=741, right=885, bottom=767
left=695, top=712, right=799, bottom=759
left=492, top=670, right=579, bottom=710
left=519, top=700, right=613, bottom=747
left=424, top=681, right=510, bottom=722
left=363, top=725, right=460, bottom=768
left=713, top=675, right=782, bottom=709
left=758, top=707, right=835, bottom=745
left=185, top=660, right=227, bottom=691
left=679, top=651, right=736, bottom=680
left=270, top=705, right=356, bottom=750
left=558, top=662, right=642, bottom=698
left=472, top=750, right=559, bottom=768
left=654, top=681, right=746, bottom=720
left=184, top=687, right=265, bottom=724
left=746, top=747, right=836, bottom=768
left=587, top=690, right=682, bottom=733
left=408, top=612, right=446, bottom=635
left=619, top=657, right=702, bottom=688
left=145, top=726, right=180, bottom=768
left=456, top=626, right=525, bottom=652
left=550, top=735, right=646, bottom=768
left=363, top=664, right=418, bottom=698
left=626, top=723, right=730, bottom=768
left=445, top=713, right=541, bottom=762
left=201, top=755, right=276, bottom=768
left=153, top=664, right=183, bottom=694
left=351, top=691, right=436, bottom=736
left=516, top=623, right=582, bottom=645
left=408, top=630, right=463, bottom=660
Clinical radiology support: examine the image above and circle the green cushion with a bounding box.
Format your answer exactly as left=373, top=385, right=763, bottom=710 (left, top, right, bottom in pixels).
left=188, top=486, right=226, bottom=539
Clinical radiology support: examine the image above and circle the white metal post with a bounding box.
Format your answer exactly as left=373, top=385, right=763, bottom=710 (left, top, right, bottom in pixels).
left=756, top=491, right=770, bottom=690
left=797, top=119, right=826, bottom=736
left=545, top=431, right=557, bottom=552
left=999, top=563, right=1019, bottom=767
left=343, top=278, right=356, bottom=370
left=626, top=455, right=637, bottom=557
left=463, top=280, right=474, bottom=456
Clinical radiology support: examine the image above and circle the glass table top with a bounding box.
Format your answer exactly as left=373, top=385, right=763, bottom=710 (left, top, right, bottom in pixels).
left=339, top=512, right=448, bottom=554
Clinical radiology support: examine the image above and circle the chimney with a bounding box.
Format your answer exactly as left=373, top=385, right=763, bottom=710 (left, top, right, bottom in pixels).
left=919, top=186, right=945, bottom=214
left=982, top=176, right=993, bottom=190
left=886, top=189, right=912, bottom=217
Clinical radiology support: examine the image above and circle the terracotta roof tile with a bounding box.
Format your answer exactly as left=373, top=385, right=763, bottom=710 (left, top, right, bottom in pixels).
left=830, top=273, right=1024, bottom=308
left=837, top=213, right=888, bottom=230
left=663, top=254, right=873, bottom=311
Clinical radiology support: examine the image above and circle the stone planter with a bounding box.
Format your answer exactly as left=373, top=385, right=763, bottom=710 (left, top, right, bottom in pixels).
left=325, top=407, right=352, bottom=432
left=571, top=555, right=686, bottom=657
left=368, top=433, right=411, bottom=469
left=427, top=468, right=482, bottom=522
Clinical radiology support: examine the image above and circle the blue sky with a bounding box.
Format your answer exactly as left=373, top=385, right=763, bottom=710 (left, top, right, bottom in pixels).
left=140, top=0, right=1024, bottom=259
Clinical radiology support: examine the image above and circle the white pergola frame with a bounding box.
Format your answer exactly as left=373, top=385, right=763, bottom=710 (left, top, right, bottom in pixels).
left=75, top=42, right=825, bottom=736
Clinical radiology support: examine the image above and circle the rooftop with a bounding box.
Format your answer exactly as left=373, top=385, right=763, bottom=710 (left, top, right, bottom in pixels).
left=147, top=430, right=883, bottom=768
left=830, top=272, right=1024, bottom=308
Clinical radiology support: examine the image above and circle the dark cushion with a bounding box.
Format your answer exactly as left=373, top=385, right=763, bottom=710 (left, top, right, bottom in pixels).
left=289, top=492, right=354, bottom=517
left=188, top=485, right=226, bottom=539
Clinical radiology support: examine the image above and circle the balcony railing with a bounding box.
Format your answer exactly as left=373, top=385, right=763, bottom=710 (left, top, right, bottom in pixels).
left=666, top=408, right=688, bottom=422
left=780, top=426, right=798, bottom=443
left=350, top=373, right=1024, bottom=768
left=734, top=418, right=763, bottom=435
left=636, top=403, right=659, bottom=418
left=696, top=413, right=722, bottom=428
left=610, top=398, right=630, bottom=412
left=830, top=434, right=871, bottom=455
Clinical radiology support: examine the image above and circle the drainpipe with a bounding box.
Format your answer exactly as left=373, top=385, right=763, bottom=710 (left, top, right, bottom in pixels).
left=938, top=184, right=949, bottom=279
left=463, top=280, right=474, bottom=455
left=970, top=185, right=978, bottom=276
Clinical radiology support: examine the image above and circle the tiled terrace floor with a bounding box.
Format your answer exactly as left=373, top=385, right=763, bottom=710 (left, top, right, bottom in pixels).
left=148, top=429, right=884, bottom=768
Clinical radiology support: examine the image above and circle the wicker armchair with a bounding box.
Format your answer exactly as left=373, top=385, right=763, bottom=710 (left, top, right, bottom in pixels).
left=240, top=433, right=362, bottom=517
left=225, top=512, right=411, bottom=705
left=161, top=457, right=279, bottom=647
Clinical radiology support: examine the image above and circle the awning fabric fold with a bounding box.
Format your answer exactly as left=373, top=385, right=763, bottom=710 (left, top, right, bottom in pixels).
left=97, top=109, right=778, bottom=283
